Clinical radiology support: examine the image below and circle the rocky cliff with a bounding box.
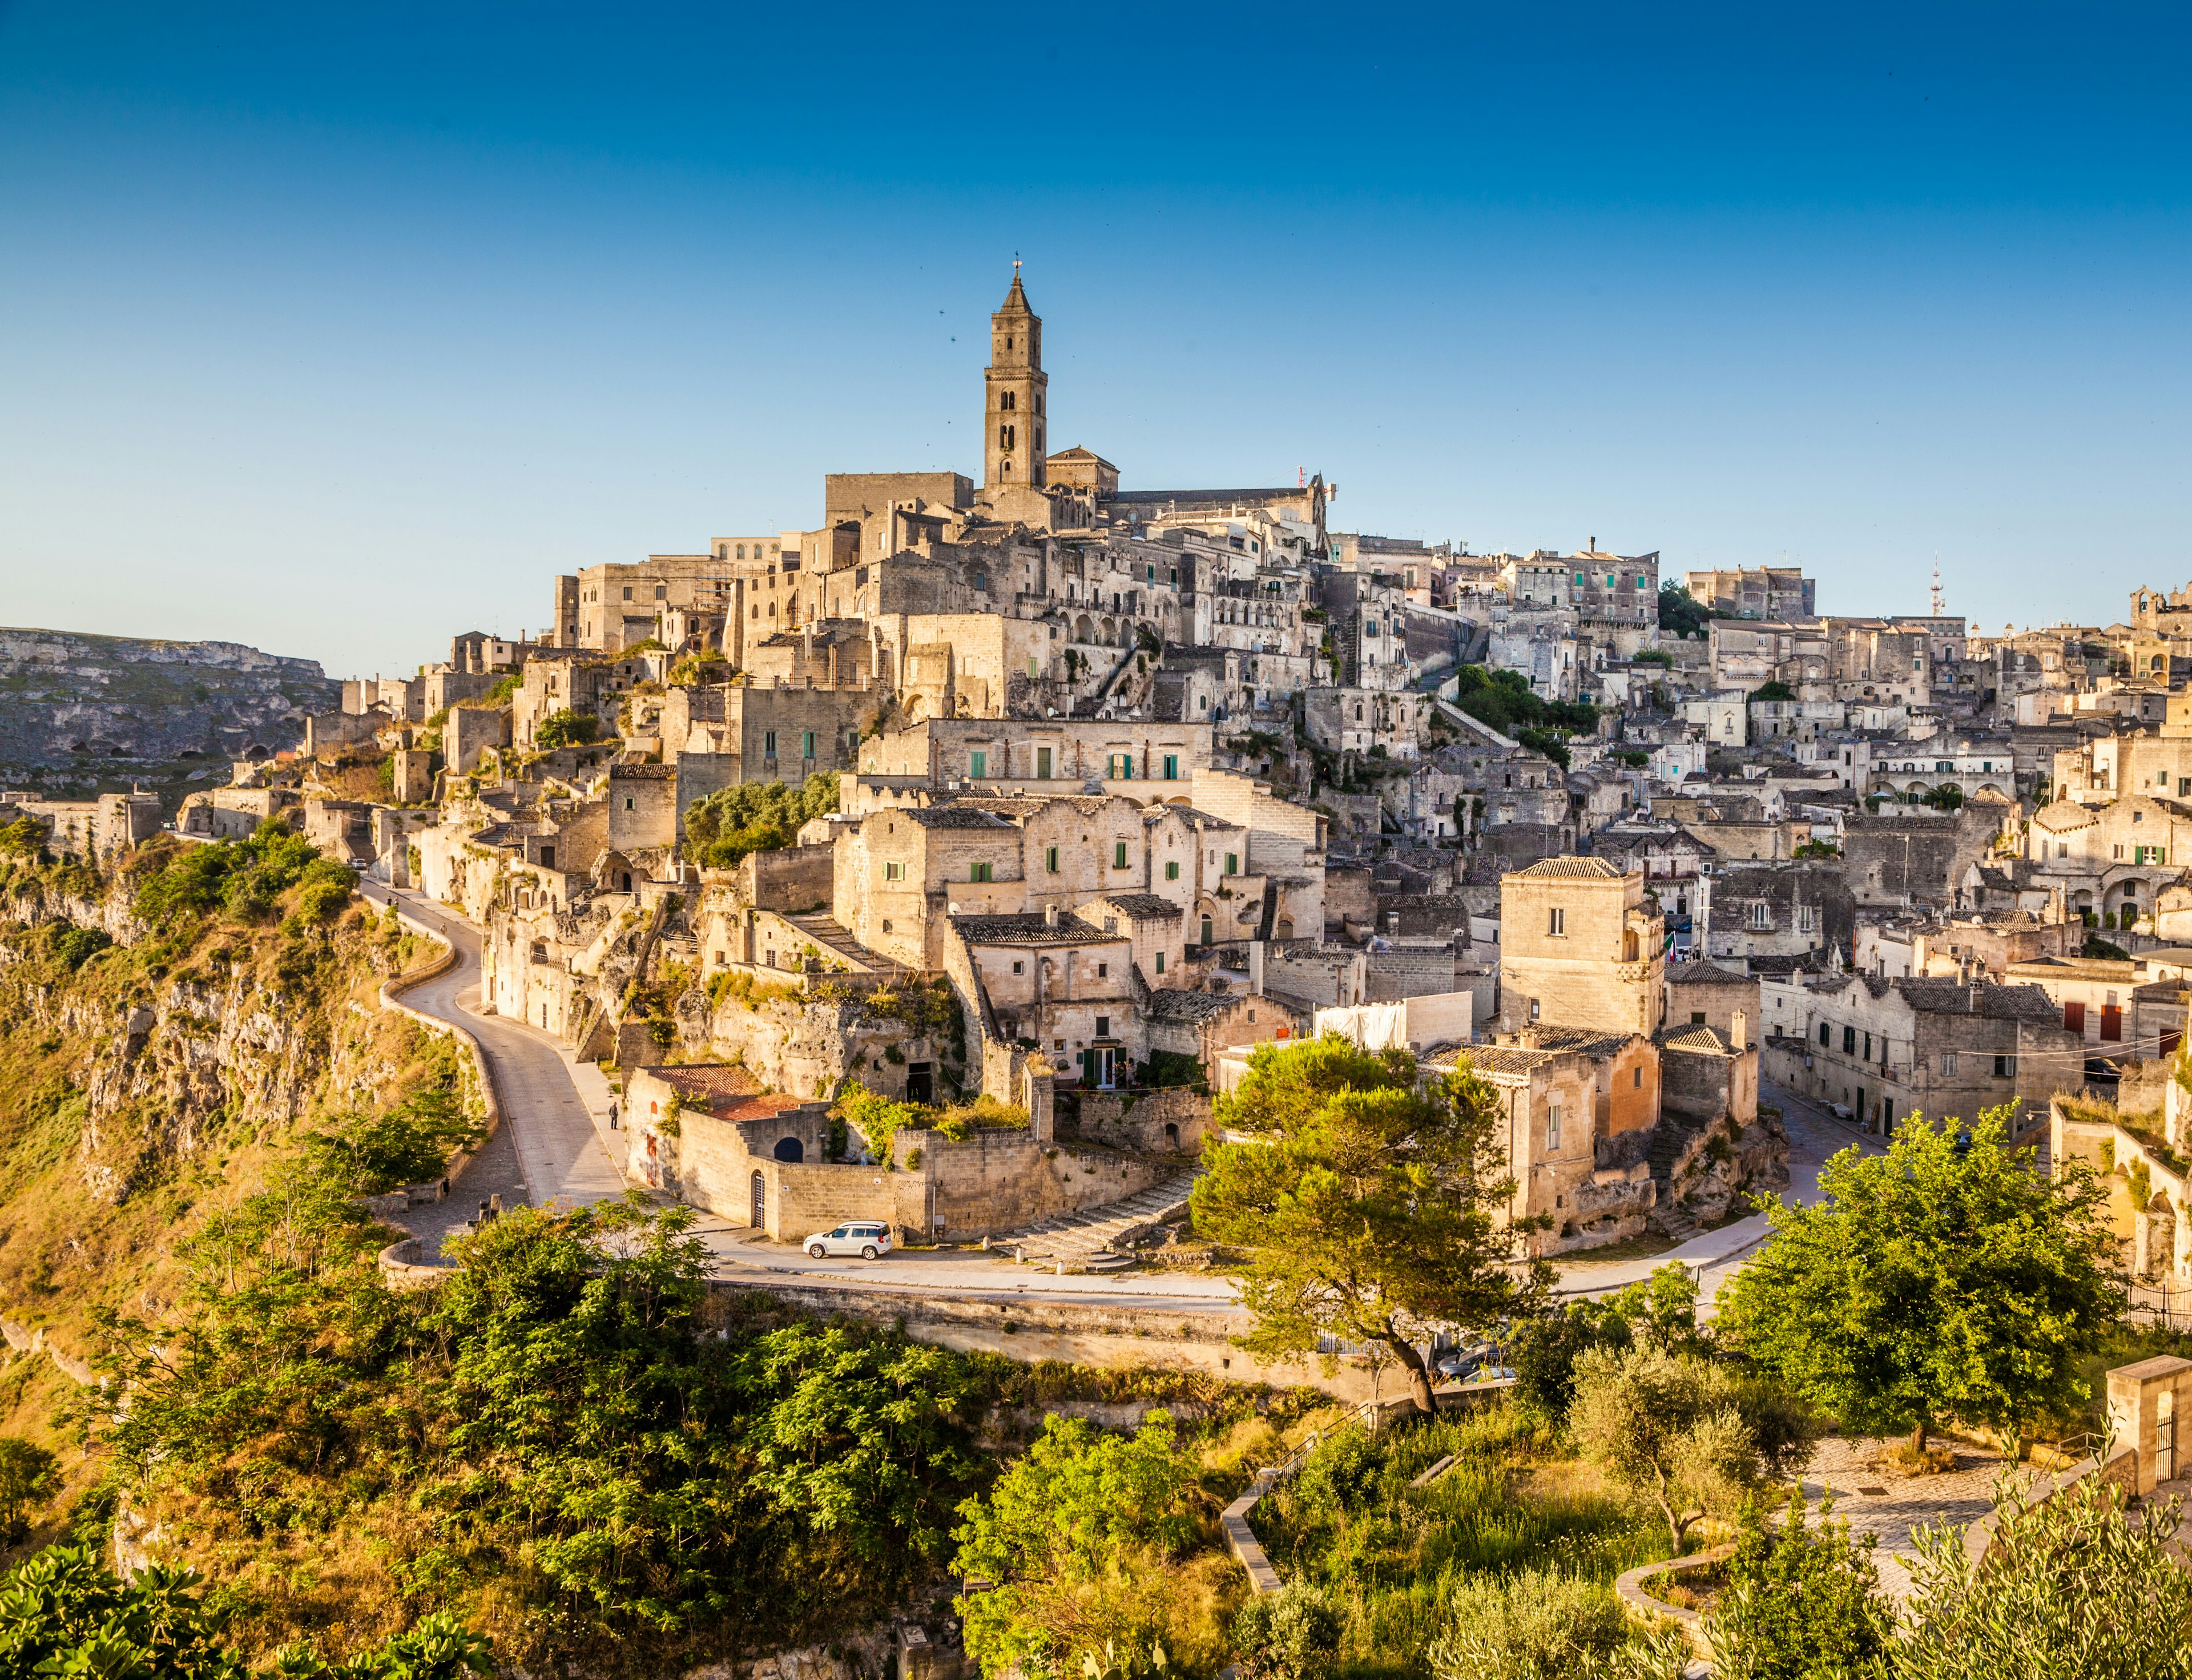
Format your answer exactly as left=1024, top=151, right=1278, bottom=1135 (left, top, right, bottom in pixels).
left=0, top=626, right=337, bottom=800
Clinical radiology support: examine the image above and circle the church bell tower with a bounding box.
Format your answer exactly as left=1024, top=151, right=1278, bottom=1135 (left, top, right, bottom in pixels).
left=984, top=263, right=1047, bottom=493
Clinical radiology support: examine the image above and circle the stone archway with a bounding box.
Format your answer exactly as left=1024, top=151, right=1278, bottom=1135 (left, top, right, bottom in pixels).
left=773, top=1136, right=804, bottom=1163
left=1074, top=614, right=1094, bottom=644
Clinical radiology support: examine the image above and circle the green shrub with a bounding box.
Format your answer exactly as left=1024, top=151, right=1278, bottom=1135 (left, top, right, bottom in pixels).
left=534, top=708, right=600, bottom=749
left=684, top=772, right=839, bottom=868
left=1705, top=1491, right=1891, bottom=1679
left=1232, top=1581, right=1340, bottom=1680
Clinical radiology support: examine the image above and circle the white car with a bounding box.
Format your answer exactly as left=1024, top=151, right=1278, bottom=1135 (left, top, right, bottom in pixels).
left=804, top=1222, right=893, bottom=1260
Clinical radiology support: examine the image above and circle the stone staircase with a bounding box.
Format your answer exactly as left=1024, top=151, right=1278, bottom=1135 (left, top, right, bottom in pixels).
left=1646, top=1118, right=1707, bottom=1243
left=986, top=1173, right=1199, bottom=1272
left=784, top=912, right=900, bottom=974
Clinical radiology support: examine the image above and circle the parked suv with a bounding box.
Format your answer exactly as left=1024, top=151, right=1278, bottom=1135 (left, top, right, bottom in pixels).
left=804, top=1222, right=893, bottom=1260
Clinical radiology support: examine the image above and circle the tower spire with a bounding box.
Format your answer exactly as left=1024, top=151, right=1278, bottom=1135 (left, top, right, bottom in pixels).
left=1930, top=557, right=1945, bottom=618
left=983, top=264, right=1046, bottom=492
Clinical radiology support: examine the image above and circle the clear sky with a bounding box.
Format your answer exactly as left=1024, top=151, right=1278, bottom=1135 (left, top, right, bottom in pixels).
left=3, top=2, right=2186, bottom=678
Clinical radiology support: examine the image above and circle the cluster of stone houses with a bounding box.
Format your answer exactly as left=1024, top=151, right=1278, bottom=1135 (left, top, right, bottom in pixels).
left=27, top=270, right=2192, bottom=1272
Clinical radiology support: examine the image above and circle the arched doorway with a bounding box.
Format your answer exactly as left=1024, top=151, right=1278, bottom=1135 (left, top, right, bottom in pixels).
left=750, top=1170, right=766, bottom=1228
left=773, top=1136, right=804, bottom=1163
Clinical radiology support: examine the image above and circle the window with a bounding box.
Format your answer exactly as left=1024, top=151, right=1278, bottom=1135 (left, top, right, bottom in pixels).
left=1993, top=1054, right=2017, bottom=1078
left=655, top=585, right=665, bottom=599
left=1045, top=846, right=1059, bottom=873
left=970, top=862, right=993, bottom=883
left=1940, top=1052, right=1957, bottom=1074
left=1747, top=902, right=1772, bottom=930
left=1693, top=1011, right=1707, bottom=1025
left=1797, top=905, right=1815, bottom=932
left=1529, top=998, right=1541, bottom=1022
left=801, top=730, right=815, bottom=758
left=884, top=861, right=904, bottom=881
left=622, top=796, right=635, bottom=811
left=1036, top=747, right=1052, bottom=779
left=1843, top=1025, right=1856, bottom=1054
left=1097, top=962, right=1109, bottom=978
left=1155, top=951, right=1165, bottom=974
left=1633, top=1066, right=1643, bottom=1088
left=1095, top=1016, right=1111, bottom=1038
left=1012, top=960, right=1024, bottom=974
left=1548, top=907, right=1566, bottom=936
left=1166, top=860, right=1180, bottom=880
left=1819, top=1022, right=1830, bottom=1046
left=1162, top=753, right=1180, bottom=780
left=970, top=750, right=986, bottom=777
left=1224, top=852, right=1239, bottom=875
left=622, top=585, right=632, bottom=600
left=764, top=730, right=777, bottom=755
left=1114, top=841, right=1129, bottom=869
left=1545, top=1103, right=1562, bottom=1151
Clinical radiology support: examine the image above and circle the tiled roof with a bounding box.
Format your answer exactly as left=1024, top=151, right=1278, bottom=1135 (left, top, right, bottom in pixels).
left=903, top=805, right=1014, bottom=829
left=952, top=914, right=1118, bottom=945
left=1660, top=1024, right=1735, bottom=1054
left=1528, top=1026, right=1639, bottom=1058
left=1666, top=960, right=1758, bottom=987
left=1145, top=988, right=1236, bottom=1022
left=644, top=1064, right=771, bottom=1111
left=1511, top=856, right=1626, bottom=879
left=611, top=763, right=676, bottom=780
left=1444, top=1045, right=1552, bottom=1078
left=956, top=795, right=1116, bottom=818
left=1094, top=893, right=1183, bottom=920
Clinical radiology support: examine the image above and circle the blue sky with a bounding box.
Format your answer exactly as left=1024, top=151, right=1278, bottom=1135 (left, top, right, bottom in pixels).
left=2, top=2, right=2186, bottom=678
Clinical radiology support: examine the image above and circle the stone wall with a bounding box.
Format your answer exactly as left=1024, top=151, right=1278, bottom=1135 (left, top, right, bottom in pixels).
left=1069, top=1086, right=1210, bottom=1155
left=1662, top=1041, right=1760, bottom=1124
left=1365, top=945, right=1457, bottom=1002
left=912, top=1128, right=1175, bottom=1240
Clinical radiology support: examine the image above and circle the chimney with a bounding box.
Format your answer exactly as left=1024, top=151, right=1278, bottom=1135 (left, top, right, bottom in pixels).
left=1730, top=1008, right=1747, bottom=1053
left=1044, top=903, right=1059, bottom=928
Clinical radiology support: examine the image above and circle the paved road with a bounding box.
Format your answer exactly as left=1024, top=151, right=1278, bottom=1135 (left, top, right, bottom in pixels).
left=364, top=884, right=625, bottom=1256
left=1556, top=1077, right=1884, bottom=1308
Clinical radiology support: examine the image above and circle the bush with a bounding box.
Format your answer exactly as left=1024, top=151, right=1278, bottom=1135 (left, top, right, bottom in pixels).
left=1705, top=1492, right=1891, bottom=1678
left=0, top=1544, right=493, bottom=1678
left=1427, top=1568, right=1633, bottom=1680
left=1232, top=1582, right=1340, bottom=1680
left=0, top=1437, right=58, bottom=1541
left=534, top=708, right=600, bottom=749
left=47, top=923, right=112, bottom=971
left=684, top=772, right=839, bottom=868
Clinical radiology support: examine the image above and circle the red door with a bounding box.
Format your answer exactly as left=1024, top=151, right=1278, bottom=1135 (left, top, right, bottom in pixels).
left=2101, top=1005, right=2122, bottom=1042
left=2064, top=1001, right=2086, bottom=1034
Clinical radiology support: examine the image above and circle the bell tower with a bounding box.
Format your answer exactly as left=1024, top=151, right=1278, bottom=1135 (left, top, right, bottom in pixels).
left=984, top=261, right=1047, bottom=493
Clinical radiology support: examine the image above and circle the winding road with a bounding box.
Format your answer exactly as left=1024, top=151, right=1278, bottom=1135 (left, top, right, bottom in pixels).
left=364, top=883, right=624, bottom=1256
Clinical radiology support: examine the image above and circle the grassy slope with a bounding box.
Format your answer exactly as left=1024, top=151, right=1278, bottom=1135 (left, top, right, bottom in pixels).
left=0, top=846, right=454, bottom=1572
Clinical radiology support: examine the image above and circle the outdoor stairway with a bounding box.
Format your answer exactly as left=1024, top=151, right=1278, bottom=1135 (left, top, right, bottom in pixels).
left=1646, top=1118, right=1707, bottom=1243
left=783, top=912, right=902, bottom=974
left=986, top=1173, right=1199, bottom=1271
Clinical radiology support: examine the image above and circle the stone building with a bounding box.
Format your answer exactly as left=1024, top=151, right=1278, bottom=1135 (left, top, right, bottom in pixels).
left=1497, top=857, right=1667, bottom=1038
left=1764, top=973, right=2083, bottom=1137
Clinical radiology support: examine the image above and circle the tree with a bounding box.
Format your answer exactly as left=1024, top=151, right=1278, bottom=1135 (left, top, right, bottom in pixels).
left=1714, top=1109, right=2117, bottom=1455
left=534, top=707, right=600, bottom=749
left=1190, top=1036, right=1553, bottom=1413
left=0, top=816, right=45, bottom=859
left=1568, top=1346, right=1817, bottom=1549
left=1508, top=1261, right=1702, bottom=1420
left=1429, top=1568, right=1692, bottom=1680
left=1748, top=679, right=1796, bottom=703
left=684, top=772, right=839, bottom=868
left=1705, top=1492, right=1893, bottom=1679
left=0, top=1437, right=57, bottom=1541
left=1657, top=583, right=1724, bottom=638
left=1893, top=1466, right=2192, bottom=1679
left=953, top=1413, right=1200, bottom=1678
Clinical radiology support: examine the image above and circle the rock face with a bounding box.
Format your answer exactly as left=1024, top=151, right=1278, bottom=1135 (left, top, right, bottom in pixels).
left=0, top=626, right=337, bottom=792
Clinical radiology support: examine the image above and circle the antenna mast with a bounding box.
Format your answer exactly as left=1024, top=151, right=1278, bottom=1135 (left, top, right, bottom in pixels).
left=1929, top=557, right=1945, bottom=618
